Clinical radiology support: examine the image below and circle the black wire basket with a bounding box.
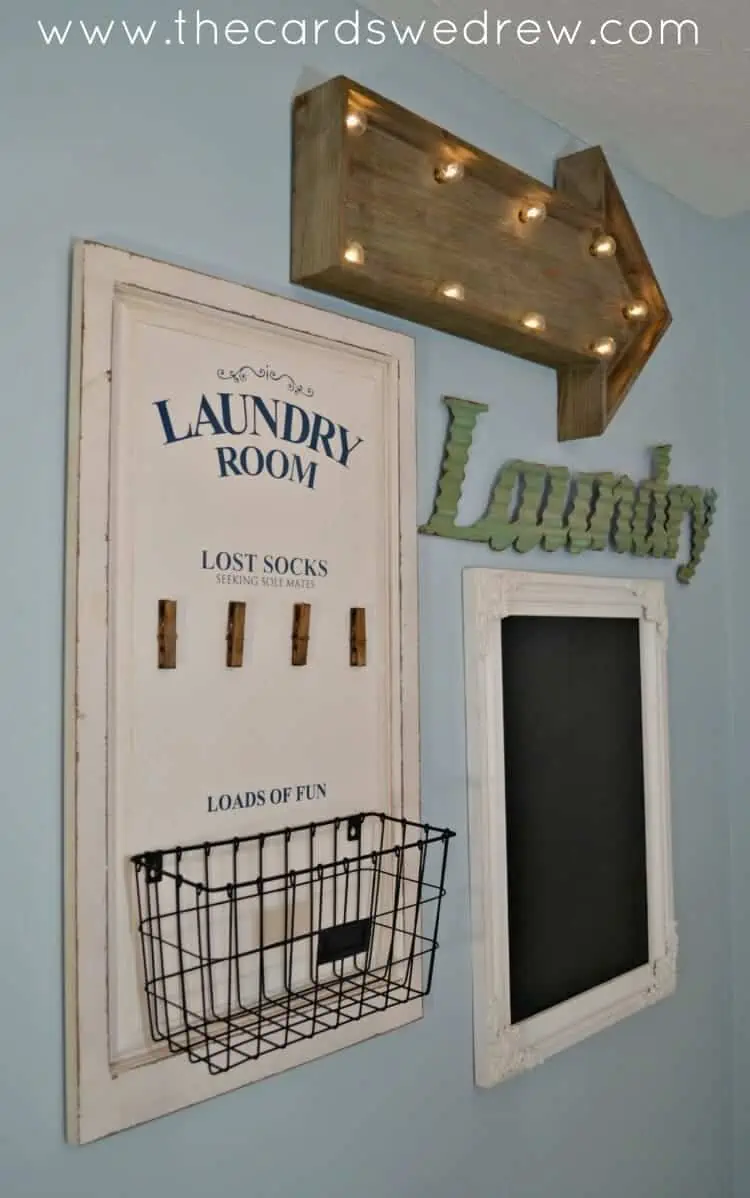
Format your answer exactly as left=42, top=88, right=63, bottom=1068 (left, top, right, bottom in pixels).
left=132, top=813, right=455, bottom=1074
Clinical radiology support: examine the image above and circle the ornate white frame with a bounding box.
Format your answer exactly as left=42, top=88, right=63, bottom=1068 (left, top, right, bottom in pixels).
left=463, top=569, right=676, bottom=1088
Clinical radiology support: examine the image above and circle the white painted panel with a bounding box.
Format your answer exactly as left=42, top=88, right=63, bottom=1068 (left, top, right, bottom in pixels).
left=65, top=244, right=419, bottom=1141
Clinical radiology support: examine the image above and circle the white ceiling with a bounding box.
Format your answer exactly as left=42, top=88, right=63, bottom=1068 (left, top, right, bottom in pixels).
left=367, top=0, right=750, bottom=217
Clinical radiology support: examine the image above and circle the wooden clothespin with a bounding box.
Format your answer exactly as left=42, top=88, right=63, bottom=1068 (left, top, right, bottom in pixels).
left=350, top=607, right=366, bottom=667
left=292, top=603, right=311, bottom=666
left=157, top=600, right=177, bottom=669
left=226, top=601, right=246, bottom=667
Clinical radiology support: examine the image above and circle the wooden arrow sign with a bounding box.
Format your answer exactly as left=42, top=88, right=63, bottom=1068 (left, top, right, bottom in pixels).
left=291, top=77, right=671, bottom=441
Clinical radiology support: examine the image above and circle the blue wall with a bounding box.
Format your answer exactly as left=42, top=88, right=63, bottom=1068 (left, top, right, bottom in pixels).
left=0, top=3, right=738, bottom=1195
left=722, top=215, right=750, bottom=1196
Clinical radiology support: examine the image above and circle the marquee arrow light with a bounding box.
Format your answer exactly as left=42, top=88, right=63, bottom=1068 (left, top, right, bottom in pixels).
left=291, top=77, right=671, bottom=441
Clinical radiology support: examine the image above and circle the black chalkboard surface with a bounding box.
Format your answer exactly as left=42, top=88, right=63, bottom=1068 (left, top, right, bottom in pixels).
left=501, top=615, right=649, bottom=1024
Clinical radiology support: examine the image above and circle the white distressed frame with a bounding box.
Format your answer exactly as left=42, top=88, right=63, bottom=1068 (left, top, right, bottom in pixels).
left=64, top=242, right=419, bottom=1142
left=463, top=569, right=676, bottom=1087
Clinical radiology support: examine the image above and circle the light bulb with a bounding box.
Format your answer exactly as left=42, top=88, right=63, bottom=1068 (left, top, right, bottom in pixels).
left=592, top=335, right=617, bottom=357
left=345, top=109, right=367, bottom=136
left=343, top=241, right=365, bottom=266
left=624, top=298, right=649, bottom=320
left=439, top=282, right=465, bottom=301
left=434, top=160, right=464, bottom=183
left=521, top=312, right=546, bottom=332
left=519, top=202, right=547, bottom=224
left=591, top=233, right=617, bottom=258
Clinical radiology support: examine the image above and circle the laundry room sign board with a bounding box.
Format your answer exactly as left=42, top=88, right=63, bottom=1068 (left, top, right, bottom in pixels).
left=64, top=243, right=419, bottom=1142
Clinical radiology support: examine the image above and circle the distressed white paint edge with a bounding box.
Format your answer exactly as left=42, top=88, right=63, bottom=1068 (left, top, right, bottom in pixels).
left=64, top=241, right=421, bottom=1143
left=63, top=242, right=86, bottom=1144
left=462, top=569, right=676, bottom=1089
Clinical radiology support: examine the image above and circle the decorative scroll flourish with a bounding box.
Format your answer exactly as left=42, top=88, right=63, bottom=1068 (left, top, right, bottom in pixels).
left=420, top=397, right=718, bottom=584
left=217, top=365, right=314, bottom=397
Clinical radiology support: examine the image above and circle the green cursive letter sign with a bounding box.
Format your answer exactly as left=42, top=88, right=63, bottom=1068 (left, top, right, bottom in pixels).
left=420, top=397, right=717, bottom=583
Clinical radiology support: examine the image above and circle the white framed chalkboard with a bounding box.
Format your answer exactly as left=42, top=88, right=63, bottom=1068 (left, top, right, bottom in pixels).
left=64, top=243, right=419, bottom=1142
left=463, top=570, right=676, bottom=1087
